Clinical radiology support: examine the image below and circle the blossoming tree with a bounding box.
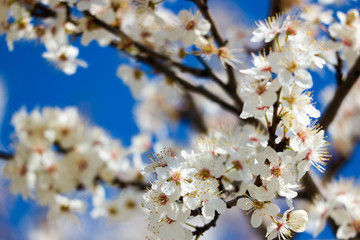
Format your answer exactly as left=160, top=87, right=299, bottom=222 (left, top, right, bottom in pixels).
left=0, top=0, right=360, bottom=239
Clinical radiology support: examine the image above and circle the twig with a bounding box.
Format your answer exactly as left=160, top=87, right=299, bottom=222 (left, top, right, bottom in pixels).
left=190, top=0, right=243, bottom=110
left=0, top=151, right=13, bottom=161
left=193, top=49, right=226, bottom=88
left=30, top=3, right=56, bottom=18
left=191, top=195, right=246, bottom=237
left=85, top=11, right=248, bottom=114
left=190, top=0, right=226, bottom=47
left=182, top=92, right=208, bottom=134
left=192, top=212, right=219, bottom=237
left=335, top=51, right=344, bottom=84
left=267, top=89, right=281, bottom=149
left=111, top=177, right=150, bottom=190
left=323, top=154, right=349, bottom=183
left=134, top=54, right=242, bottom=116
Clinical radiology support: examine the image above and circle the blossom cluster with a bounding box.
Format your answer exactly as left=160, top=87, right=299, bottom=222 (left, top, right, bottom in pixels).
left=307, top=178, right=360, bottom=239
left=1, top=0, right=360, bottom=239
left=0, top=0, right=239, bottom=76
left=143, top=119, right=319, bottom=240
left=3, top=107, right=148, bottom=223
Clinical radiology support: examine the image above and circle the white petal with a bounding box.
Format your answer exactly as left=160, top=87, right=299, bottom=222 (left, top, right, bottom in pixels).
left=237, top=198, right=253, bottom=211
left=202, top=203, right=215, bottom=220
left=297, top=160, right=310, bottom=182
left=337, top=224, right=357, bottom=240
left=278, top=69, right=292, bottom=86
left=294, top=69, right=313, bottom=88
left=210, top=198, right=227, bottom=214
left=265, top=203, right=280, bottom=216
left=251, top=209, right=263, bottom=228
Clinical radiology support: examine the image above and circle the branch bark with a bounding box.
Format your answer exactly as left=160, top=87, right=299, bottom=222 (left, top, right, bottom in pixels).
left=319, top=57, right=360, bottom=131
left=190, top=0, right=243, bottom=111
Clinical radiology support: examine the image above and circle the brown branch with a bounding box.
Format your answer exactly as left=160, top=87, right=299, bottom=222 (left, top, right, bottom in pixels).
left=192, top=212, right=220, bottom=237
left=29, top=4, right=248, bottom=126
left=30, top=3, right=56, bottom=18
left=190, top=0, right=226, bottom=47
left=0, top=151, right=13, bottom=161
left=171, top=61, right=218, bottom=79
left=323, top=154, right=348, bottom=183
left=111, top=177, right=150, bottom=190
left=85, top=10, right=249, bottom=114
left=191, top=195, right=246, bottom=238
left=134, top=54, right=242, bottom=116
left=267, top=89, right=281, bottom=149
left=192, top=49, right=226, bottom=88
left=190, top=0, right=243, bottom=111
left=182, top=92, right=208, bottom=134
left=319, top=56, right=360, bottom=131
left=335, top=51, right=344, bottom=84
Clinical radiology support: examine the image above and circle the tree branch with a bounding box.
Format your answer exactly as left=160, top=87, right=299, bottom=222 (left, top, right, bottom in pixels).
left=191, top=195, right=246, bottom=238
left=319, top=57, right=360, bottom=131
left=190, top=0, right=226, bottom=47
left=335, top=51, right=344, bottom=84
left=192, top=212, right=219, bottom=237
left=0, top=151, right=13, bottom=161
left=181, top=92, right=208, bottom=134
left=190, top=0, right=243, bottom=111
left=323, top=154, right=348, bottom=183
left=134, top=54, right=242, bottom=115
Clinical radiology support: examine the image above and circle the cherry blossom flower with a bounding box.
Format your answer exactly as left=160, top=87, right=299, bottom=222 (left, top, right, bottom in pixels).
left=170, top=10, right=210, bottom=47
left=237, top=184, right=280, bottom=228
left=266, top=209, right=308, bottom=240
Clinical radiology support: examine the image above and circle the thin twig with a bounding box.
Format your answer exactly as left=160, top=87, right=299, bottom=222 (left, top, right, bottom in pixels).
left=190, top=0, right=243, bottom=110
left=182, top=92, right=208, bottom=134
left=335, top=51, right=344, bottom=84
left=192, top=212, right=220, bottom=237
left=134, top=54, right=242, bottom=115
left=0, top=151, right=13, bottom=161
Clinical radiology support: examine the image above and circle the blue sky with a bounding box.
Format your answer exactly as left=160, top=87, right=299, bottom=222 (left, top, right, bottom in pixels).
left=0, top=0, right=359, bottom=239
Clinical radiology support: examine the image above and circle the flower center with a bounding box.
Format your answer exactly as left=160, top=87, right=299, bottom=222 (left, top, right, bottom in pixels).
left=60, top=205, right=70, bottom=213
left=297, top=130, right=307, bottom=142
left=199, top=168, right=211, bottom=179
left=233, top=160, right=243, bottom=170
left=342, top=38, right=353, bottom=47
left=253, top=200, right=265, bottom=210
left=261, top=65, right=272, bottom=72
left=158, top=193, right=169, bottom=205
left=108, top=206, right=118, bottom=216
left=218, top=47, right=228, bottom=59
left=185, top=20, right=195, bottom=30
left=77, top=159, right=89, bottom=171
left=171, top=171, right=181, bottom=183
left=47, top=164, right=58, bottom=174
left=133, top=68, right=143, bottom=80
left=125, top=200, right=137, bottom=209
left=271, top=166, right=282, bottom=177
left=20, top=165, right=27, bottom=177
left=58, top=53, right=68, bottom=62
left=287, top=61, right=297, bottom=73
